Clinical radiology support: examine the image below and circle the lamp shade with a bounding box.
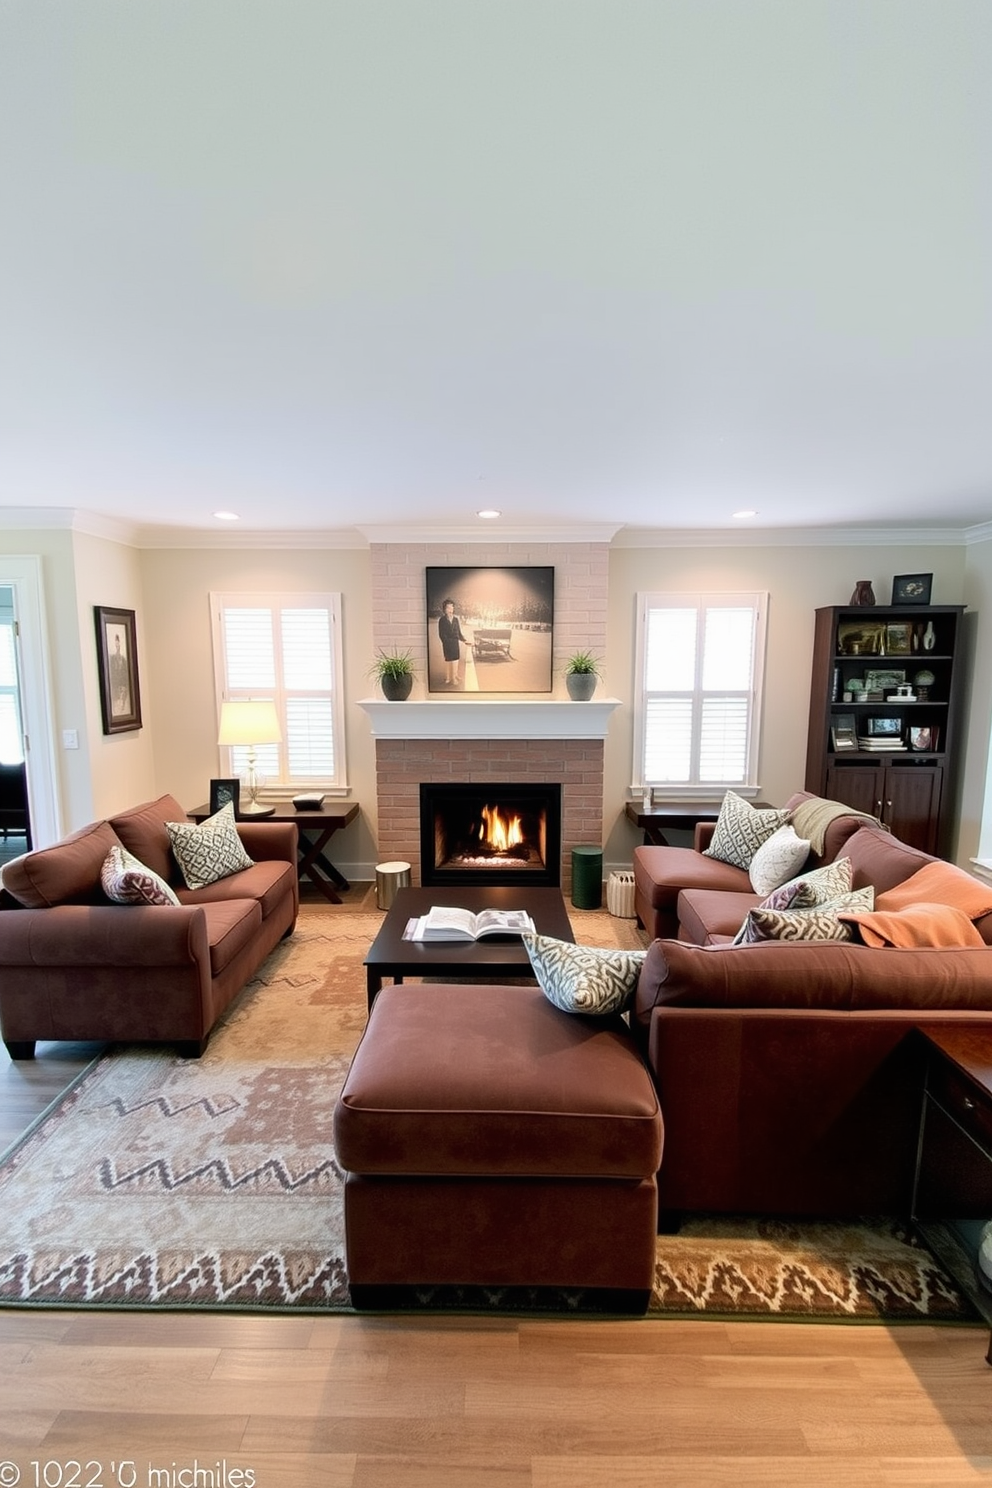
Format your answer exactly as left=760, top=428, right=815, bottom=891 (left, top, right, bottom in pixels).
left=217, top=699, right=282, bottom=747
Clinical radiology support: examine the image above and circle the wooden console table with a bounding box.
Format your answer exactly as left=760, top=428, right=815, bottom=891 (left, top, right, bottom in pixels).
left=189, top=801, right=359, bottom=903
left=625, top=799, right=771, bottom=846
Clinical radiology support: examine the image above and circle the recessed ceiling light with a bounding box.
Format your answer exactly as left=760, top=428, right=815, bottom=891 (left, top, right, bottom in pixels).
left=213, top=510, right=240, bottom=521
left=477, top=509, right=501, bottom=519
left=732, top=509, right=758, bottom=519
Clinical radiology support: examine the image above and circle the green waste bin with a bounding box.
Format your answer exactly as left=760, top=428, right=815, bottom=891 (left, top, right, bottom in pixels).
left=571, top=845, right=603, bottom=909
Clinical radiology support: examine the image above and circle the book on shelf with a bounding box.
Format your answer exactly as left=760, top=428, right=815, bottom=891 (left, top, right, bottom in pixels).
left=857, top=737, right=907, bottom=751
left=403, top=906, right=537, bottom=942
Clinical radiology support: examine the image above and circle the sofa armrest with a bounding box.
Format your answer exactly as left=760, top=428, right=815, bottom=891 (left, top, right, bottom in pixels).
left=236, top=821, right=298, bottom=864
left=693, top=822, right=717, bottom=852
left=0, top=903, right=210, bottom=967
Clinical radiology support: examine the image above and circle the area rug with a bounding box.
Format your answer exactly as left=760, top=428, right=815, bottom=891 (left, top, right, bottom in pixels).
left=0, top=904, right=979, bottom=1322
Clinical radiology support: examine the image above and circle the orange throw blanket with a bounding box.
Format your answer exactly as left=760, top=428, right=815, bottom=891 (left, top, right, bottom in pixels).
left=841, top=902, right=986, bottom=949
left=874, top=861, right=992, bottom=920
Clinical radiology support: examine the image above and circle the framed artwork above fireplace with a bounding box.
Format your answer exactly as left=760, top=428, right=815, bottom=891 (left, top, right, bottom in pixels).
left=426, top=565, right=554, bottom=694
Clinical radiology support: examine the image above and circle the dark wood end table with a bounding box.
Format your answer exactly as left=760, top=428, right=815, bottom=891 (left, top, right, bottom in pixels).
left=364, top=885, right=574, bottom=1013
left=913, top=1024, right=992, bottom=1360
left=189, top=800, right=359, bottom=903
left=625, top=800, right=772, bottom=846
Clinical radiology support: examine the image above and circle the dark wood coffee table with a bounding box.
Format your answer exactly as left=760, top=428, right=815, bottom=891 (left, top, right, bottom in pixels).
left=364, top=885, right=574, bottom=1012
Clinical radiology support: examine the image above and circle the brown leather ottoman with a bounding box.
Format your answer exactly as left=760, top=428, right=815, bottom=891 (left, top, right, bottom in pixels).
left=333, top=982, right=664, bottom=1312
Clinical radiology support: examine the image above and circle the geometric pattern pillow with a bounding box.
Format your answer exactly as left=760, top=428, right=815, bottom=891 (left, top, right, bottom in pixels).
left=100, top=844, right=181, bottom=906
left=748, top=824, right=812, bottom=895
left=772, top=854, right=855, bottom=910
left=521, top=931, right=646, bottom=1017
left=702, top=791, right=791, bottom=870
left=165, top=802, right=254, bottom=890
left=735, top=886, right=875, bottom=945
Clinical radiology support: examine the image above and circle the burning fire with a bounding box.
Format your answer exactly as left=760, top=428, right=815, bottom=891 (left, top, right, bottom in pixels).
left=478, top=804, right=524, bottom=853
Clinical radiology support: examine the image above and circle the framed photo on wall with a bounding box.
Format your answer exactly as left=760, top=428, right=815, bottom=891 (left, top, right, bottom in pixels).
left=94, top=606, right=142, bottom=735
left=425, top=566, right=554, bottom=694
left=209, top=778, right=241, bottom=817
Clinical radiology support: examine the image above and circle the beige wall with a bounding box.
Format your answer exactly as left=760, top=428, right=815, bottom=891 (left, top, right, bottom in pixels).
left=4, top=526, right=990, bottom=876
left=138, top=543, right=377, bottom=877
left=960, top=537, right=992, bottom=862
left=72, top=530, right=159, bottom=820
left=604, top=541, right=970, bottom=869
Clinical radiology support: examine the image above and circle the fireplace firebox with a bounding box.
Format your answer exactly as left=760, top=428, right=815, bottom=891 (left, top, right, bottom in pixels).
left=420, top=782, right=562, bottom=887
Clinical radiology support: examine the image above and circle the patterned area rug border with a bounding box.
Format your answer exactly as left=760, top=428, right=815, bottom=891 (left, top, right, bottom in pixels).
left=0, top=903, right=980, bottom=1324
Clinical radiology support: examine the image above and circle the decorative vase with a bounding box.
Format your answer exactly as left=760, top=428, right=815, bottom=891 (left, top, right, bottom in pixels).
left=380, top=673, right=413, bottom=701
left=850, top=580, right=876, bottom=606
left=566, top=672, right=597, bottom=701
left=922, top=621, right=936, bottom=652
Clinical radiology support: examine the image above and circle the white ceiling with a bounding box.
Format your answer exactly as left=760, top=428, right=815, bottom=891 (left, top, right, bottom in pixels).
left=1, top=1, right=990, bottom=544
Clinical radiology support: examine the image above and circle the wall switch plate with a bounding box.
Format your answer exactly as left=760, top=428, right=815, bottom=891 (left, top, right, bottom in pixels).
left=62, top=729, right=79, bottom=749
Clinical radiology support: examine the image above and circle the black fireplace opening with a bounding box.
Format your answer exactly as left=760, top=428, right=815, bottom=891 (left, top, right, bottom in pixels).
left=420, top=782, right=562, bottom=887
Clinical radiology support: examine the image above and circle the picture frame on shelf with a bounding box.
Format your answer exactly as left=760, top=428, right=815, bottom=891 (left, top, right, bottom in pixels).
left=864, top=668, right=905, bottom=692
left=909, top=725, right=938, bottom=752
left=209, top=778, right=241, bottom=817
left=891, top=572, right=933, bottom=605
left=884, top=622, right=913, bottom=655
left=831, top=714, right=857, bottom=751
left=866, top=716, right=903, bottom=737
left=837, top=621, right=885, bottom=656
left=94, top=606, right=142, bottom=735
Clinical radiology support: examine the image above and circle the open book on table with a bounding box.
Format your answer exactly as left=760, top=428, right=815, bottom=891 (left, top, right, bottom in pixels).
left=405, top=906, right=536, bottom=942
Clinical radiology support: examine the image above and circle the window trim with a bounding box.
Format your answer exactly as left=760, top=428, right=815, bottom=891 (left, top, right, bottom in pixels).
left=632, top=590, right=767, bottom=799
left=209, top=591, right=349, bottom=796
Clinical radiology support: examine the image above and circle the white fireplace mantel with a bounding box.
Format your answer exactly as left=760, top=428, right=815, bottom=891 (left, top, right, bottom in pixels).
left=357, top=697, right=621, bottom=741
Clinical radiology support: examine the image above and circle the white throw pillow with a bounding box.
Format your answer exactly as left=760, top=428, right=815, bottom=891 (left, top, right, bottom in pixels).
left=522, top=931, right=646, bottom=1016
left=749, top=825, right=812, bottom=896
left=165, top=802, right=254, bottom=890
left=702, top=791, right=791, bottom=871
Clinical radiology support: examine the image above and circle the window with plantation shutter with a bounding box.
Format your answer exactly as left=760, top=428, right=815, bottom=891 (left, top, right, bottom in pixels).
left=633, top=592, right=766, bottom=796
left=210, top=593, right=347, bottom=795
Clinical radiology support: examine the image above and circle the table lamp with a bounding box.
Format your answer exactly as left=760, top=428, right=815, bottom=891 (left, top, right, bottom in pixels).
left=217, top=699, right=282, bottom=817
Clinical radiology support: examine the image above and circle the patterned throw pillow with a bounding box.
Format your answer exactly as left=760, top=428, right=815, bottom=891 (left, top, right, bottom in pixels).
left=101, top=844, right=181, bottom=906
left=772, top=855, right=855, bottom=910
left=703, top=792, right=791, bottom=871
left=736, top=886, right=875, bottom=945
left=165, top=802, right=254, bottom=890
left=522, top=931, right=646, bottom=1017
left=748, top=825, right=811, bottom=895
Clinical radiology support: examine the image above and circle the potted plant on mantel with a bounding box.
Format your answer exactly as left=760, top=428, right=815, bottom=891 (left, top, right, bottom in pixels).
left=368, top=649, right=416, bottom=701
left=564, top=651, right=601, bottom=701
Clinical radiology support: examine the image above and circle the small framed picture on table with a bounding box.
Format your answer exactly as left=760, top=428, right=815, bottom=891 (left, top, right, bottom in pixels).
left=831, top=714, right=857, bottom=750
left=209, top=778, right=241, bottom=817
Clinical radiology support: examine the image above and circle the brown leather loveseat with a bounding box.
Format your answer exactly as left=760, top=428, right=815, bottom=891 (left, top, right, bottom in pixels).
left=0, top=794, right=298, bottom=1059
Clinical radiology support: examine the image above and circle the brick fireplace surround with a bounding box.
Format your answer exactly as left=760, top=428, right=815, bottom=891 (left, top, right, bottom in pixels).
left=364, top=536, right=615, bottom=894
left=374, top=737, right=604, bottom=893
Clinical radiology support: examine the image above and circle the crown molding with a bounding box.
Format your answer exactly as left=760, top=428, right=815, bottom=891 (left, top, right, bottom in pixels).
left=355, top=521, right=623, bottom=546
left=131, top=524, right=369, bottom=550
left=965, top=520, right=992, bottom=546
left=612, top=524, right=987, bottom=548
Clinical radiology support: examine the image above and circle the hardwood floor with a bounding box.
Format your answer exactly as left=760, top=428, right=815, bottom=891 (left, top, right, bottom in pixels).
left=2, top=1023, right=991, bottom=1481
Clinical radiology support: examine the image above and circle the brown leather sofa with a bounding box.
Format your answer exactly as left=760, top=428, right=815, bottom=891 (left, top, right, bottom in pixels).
left=630, top=821, right=992, bottom=1218
left=0, top=794, right=298, bottom=1059
left=633, top=791, right=869, bottom=941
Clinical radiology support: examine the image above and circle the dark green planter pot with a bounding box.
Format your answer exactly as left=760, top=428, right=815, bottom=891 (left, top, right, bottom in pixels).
left=381, top=673, right=413, bottom=701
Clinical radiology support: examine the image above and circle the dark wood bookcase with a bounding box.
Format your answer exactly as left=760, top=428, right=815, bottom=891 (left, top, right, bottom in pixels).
left=804, top=604, right=966, bottom=856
